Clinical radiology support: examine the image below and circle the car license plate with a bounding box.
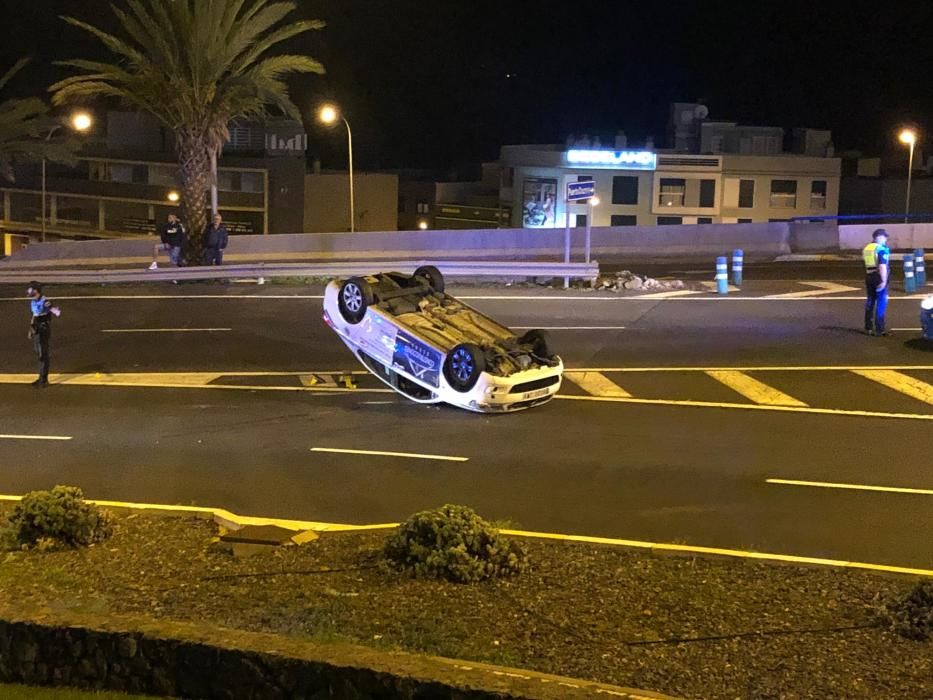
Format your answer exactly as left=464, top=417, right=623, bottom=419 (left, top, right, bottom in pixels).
left=522, top=388, right=550, bottom=401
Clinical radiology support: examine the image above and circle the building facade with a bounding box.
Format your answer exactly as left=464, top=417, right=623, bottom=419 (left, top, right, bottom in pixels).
left=500, top=104, right=840, bottom=229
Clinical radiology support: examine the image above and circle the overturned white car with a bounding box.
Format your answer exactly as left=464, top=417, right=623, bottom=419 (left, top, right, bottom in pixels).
left=322, top=266, right=563, bottom=412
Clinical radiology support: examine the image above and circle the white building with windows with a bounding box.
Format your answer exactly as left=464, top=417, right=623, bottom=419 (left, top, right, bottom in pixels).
left=499, top=105, right=840, bottom=229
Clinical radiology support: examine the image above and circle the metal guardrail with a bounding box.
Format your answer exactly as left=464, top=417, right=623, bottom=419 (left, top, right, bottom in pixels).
left=0, top=260, right=600, bottom=285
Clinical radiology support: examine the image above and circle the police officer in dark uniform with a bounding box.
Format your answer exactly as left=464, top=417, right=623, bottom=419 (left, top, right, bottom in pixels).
left=26, top=282, right=60, bottom=388
left=862, top=229, right=891, bottom=336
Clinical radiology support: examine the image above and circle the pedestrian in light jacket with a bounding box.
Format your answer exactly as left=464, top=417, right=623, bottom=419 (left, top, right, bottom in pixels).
left=202, top=213, right=229, bottom=266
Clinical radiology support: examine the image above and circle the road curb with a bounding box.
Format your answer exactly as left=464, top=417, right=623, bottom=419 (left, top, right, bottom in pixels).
left=2, top=494, right=930, bottom=578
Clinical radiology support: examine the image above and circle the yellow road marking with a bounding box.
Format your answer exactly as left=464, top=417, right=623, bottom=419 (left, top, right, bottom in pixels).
left=573, top=365, right=933, bottom=372
left=767, top=478, right=933, bottom=496
left=554, top=394, right=933, bottom=421
left=563, top=371, right=631, bottom=398
left=706, top=370, right=808, bottom=407
left=1, top=493, right=928, bottom=577
left=311, top=447, right=468, bottom=462
left=851, top=369, right=933, bottom=406
left=0, top=434, right=72, bottom=441
left=768, top=281, right=860, bottom=299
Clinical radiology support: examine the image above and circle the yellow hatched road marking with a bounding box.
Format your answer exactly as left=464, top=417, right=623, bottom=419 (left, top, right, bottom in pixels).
left=851, top=369, right=933, bottom=406
left=706, top=370, right=808, bottom=407
left=767, top=478, right=933, bottom=496
left=563, top=371, right=631, bottom=398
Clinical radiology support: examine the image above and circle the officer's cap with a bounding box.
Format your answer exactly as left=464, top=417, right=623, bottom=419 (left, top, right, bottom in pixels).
left=872, top=229, right=889, bottom=240
left=27, top=281, right=42, bottom=293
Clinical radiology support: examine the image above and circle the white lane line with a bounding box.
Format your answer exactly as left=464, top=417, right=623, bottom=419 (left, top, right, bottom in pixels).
left=767, top=478, right=933, bottom=496
left=767, top=281, right=861, bottom=299
left=0, top=294, right=925, bottom=302
left=101, top=328, right=233, bottom=333
left=851, top=369, right=933, bottom=406
left=0, top=295, right=323, bottom=301
left=0, top=434, right=72, bottom=441
left=893, top=328, right=922, bottom=331
left=638, top=290, right=704, bottom=299
left=563, top=371, right=631, bottom=398
left=706, top=370, right=808, bottom=407
left=311, top=447, right=468, bottom=462
left=510, top=326, right=627, bottom=330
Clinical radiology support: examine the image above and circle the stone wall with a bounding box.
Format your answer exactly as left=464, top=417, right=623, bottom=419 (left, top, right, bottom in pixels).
left=0, top=614, right=673, bottom=700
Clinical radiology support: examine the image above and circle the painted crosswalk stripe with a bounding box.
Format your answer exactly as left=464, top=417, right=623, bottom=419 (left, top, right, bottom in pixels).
left=563, top=371, right=631, bottom=398
left=767, top=281, right=860, bottom=299
left=767, top=478, right=933, bottom=496
left=637, top=290, right=704, bottom=299
left=700, top=281, right=740, bottom=293
left=851, top=369, right=933, bottom=406
left=706, top=370, right=808, bottom=407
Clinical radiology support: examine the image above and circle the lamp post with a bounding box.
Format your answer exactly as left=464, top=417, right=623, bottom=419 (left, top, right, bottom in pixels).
left=41, top=111, right=92, bottom=242
left=318, top=103, right=355, bottom=232
left=899, top=128, right=917, bottom=224
left=585, top=196, right=600, bottom=263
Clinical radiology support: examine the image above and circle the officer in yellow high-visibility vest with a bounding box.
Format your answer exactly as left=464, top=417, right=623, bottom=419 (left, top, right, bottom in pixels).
left=862, top=229, right=891, bottom=336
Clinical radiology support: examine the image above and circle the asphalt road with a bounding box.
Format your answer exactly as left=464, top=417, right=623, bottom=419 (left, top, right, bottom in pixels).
left=0, top=276, right=931, bottom=570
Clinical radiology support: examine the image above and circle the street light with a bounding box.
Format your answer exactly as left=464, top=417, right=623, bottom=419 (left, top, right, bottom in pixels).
left=167, top=191, right=180, bottom=203
left=585, top=196, right=600, bottom=263
left=317, top=103, right=355, bottom=233
left=899, top=128, right=918, bottom=224
left=42, top=111, right=93, bottom=242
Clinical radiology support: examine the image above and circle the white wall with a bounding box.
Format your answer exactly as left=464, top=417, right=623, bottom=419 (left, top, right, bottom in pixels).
left=839, top=224, right=933, bottom=251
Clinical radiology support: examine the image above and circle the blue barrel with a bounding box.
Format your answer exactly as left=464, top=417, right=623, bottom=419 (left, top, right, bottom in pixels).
left=904, top=255, right=916, bottom=294
left=915, top=249, right=927, bottom=288
left=716, top=256, right=729, bottom=295
left=732, top=249, right=744, bottom=287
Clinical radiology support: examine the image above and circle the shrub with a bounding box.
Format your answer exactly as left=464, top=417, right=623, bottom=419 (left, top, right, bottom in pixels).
left=8, top=486, right=113, bottom=548
left=879, top=581, right=933, bottom=641
left=383, top=504, right=525, bottom=583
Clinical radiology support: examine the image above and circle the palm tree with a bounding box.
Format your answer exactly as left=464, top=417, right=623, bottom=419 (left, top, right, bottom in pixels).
left=0, top=58, right=78, bottom=182
left=52, top=0, right=324, bottom=259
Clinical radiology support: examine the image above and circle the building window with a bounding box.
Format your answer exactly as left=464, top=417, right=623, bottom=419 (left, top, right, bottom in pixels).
left=610, top=214, right=637, bottom=226
left=575, top=214, right=588, bottom=227
left=738, top=180, right=755, bottom=208
left=738, top=218, right=753, bottom=223
left=417, top=202, right=430, bottom=214
left=770, top=180, right=798, bottom=208
left=611, top=176, right=638, bottom=205
left=658, top=178, right=686, bottom=207
left=577, top=175, right=594, bottom=182
left=657, top=216, right=683, bottom=225
left=810, top=180, right=827, bottom=209
left=697, top=217, right=713, bottom=224
left=699, top=179, right=716, bottom=208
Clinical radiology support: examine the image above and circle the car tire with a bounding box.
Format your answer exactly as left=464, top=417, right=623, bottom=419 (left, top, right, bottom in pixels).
left=520, top=329, right=555, bottom=359
left=444, top=343, right=485, bottom=392
left=413, top=265, right=445, bottom=293
left=338, top=277, right=374, bottom=324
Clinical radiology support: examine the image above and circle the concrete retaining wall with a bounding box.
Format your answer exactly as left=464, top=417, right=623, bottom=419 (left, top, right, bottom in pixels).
left=839, top=223, right=933, bottom=251
left=0, top=614, right=672, bottom=699
left=4, top=223, right=792, bottom=266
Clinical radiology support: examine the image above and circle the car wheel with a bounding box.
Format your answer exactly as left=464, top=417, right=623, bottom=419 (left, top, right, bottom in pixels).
left=412, top=265, right=445, bottom=293
left=444, top=343, right=485, bottom=392
left=338, top=277, right=374, bottom=324
left=520, top=329, right=555, bottom=359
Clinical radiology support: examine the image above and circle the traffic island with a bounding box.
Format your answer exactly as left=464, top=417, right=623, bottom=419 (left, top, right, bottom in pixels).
left=0, top=505, right=930, bottom=699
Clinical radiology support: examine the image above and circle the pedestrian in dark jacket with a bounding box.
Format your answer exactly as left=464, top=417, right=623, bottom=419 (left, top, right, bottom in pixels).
left=26, top=281, right=61, bottom=388
left=202, top=213, right=229, bottom=266
left=149, top=213, right=186, bottom=270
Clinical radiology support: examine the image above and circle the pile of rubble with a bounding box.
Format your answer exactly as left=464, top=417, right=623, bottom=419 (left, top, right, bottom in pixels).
left=594, top=270, right=686, bottom=292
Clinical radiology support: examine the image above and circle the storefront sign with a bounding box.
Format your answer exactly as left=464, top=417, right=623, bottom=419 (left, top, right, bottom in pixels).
left=566, top=149, right=657, bottom=170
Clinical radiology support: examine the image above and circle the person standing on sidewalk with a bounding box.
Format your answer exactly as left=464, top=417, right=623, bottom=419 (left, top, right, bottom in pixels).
left=862, top=228, right=891, bottom=336
left=202, top=213, right=229, bottom=266
left=26, top=282, right=61, bottom=388
left=149, top=213, right=186, bottom=270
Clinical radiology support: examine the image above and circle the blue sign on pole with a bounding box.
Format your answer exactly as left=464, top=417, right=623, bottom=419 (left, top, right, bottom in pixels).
left=567, top=180, right=596, bottom=202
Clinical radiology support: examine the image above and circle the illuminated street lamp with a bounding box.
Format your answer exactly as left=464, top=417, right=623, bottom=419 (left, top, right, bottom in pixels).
left=42, top=111, right=93, bottom=242
left=417, top=219, right=429, bottom=230
left=318, top=103, right=355, bottom=233
left=899, top=128, right=918, bottom=223
left=167, top=190, right=180, bottom=203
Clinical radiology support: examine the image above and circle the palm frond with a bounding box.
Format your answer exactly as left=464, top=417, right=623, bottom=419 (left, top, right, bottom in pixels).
left=0, top=57, right=31, bottom=93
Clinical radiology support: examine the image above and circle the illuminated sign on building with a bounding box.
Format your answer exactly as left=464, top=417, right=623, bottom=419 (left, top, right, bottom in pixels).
left=566, top=149, right=657, bottom=170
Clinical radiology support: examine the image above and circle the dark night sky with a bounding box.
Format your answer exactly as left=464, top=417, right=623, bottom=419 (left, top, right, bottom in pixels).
left=2, top=0, right=931, bottom=172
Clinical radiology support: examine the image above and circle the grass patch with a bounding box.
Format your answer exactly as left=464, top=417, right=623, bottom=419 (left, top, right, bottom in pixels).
left=0, top=512, right=929, bottom=700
